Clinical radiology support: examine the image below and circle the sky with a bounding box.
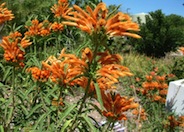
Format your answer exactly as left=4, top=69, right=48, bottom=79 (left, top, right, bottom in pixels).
left=102, top=0, right=184, bottom=17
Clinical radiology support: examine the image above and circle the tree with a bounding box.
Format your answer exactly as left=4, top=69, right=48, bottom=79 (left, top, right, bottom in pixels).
left=129, top=10, right=184, bottom=57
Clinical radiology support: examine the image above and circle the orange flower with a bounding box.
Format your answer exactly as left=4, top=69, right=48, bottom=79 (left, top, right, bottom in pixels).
left=0, top=3, right=14, bottom=24
left=81, top=47, right=93, bottom=63
left=42, top=49, right=88, bottom=85
left=51, top=22, right=64, bottom=31
left=51, top=0, right=72, bottom=18
left=102, top=91, right=139, bottom=121
left=62, top=2, right=141, bottom=38
left=167, top=116, right=180, bottom=128
left=25, top=19, right=51, bottom=36
left=153, top=95, right=162, bottom=101
left=36, top=48, right=132, bottom=93
left=156, top=75, right=166, bottom=82
left=178, top=47, right=184, bottom=55
left=159, top=89, right=168, bottom=95
left=132, top=108, right=147, bottom=121
left=0, top=31, right=32, bottom=67
left=97, top=64, right=133, bottom=90
left=146, top=75, right=153, bottom=81
left=142, top=81, right=158, bottom=90
left=97, top=50, right=123, bottom=65
left=27, top=67, right=50, bottom=82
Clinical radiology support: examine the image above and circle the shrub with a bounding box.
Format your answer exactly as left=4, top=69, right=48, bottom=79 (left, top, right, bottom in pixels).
left=128, top=10, right=184, bottom=57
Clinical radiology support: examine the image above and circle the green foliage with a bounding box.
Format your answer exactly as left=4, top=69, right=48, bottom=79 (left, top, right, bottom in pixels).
left=170, top=56, right=184, bottom=79
left=129, top=10, right=184, bottom=57
left=70, top=0, right=101, bottom=8
left=0, top=1, right=183, bottom=131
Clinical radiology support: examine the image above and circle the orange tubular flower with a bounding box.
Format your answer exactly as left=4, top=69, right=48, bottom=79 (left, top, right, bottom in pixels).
left=0, top=31, right=32, bottom=67
left=102, top=91, right=139, bottom=121
left=140, top=71, right=169, bottom=103
left=0, top=3, right=14, bottom=24
left=41, top=49, right=88, bottom=86
left=25, top=19, right=51, bottom=37
left=51, top=22, right=64, bottom=32
left=27, top=67, right=50, bottom=82
left=51, top=0, right=73, bottom=18
left=97, top=64, right=133, bottom=90
left=178, top=47, right=184, bottom=55
left=62, top=2, right=141, bottom=38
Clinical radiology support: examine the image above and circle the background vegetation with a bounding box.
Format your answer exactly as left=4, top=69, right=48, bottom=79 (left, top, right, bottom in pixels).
left=0, top=0, right=184, bottom=131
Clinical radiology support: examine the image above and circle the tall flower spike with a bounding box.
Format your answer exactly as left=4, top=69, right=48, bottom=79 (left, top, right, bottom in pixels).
left=63, top=2, right=141, bottom=38
left=0, top=3, right=14, bottom=25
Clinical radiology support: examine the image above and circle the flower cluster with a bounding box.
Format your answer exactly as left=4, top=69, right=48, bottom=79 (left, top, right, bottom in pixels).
left=27, top=67, right=50, bottom=82
left=62, top=2, right=141, bottom=38
left=138, top=69, right=173, bottom=103
left=0, top=31, right=32, bottom=67
left=25, top=19, right=51, bottom=37
left=101, top=91, right=139, bottom=121
left=165, top=115, right=184, bottom=128
left=29, top=48, right=132, bottom=92
left=25, top=19, right=64, bottom=37
left=0, top=3, right=14, bottom=25
left=51, top=22, right=64, bottom=32
left=51, top=0, right=72, bottom=18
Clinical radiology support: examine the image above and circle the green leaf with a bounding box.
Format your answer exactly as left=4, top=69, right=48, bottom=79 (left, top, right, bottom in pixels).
left=20, top=105, right=29, bottom=115
left=60, top=119, right=73, bottom=132
left=0, top=62, right=5, bottom=72
left=79, top=115, right=99, bottom=132
left=6, top=107, right=13, bottom=125
left=94, top=83, right=104, bottom=110
left=57, top=104, right=77, bottom=128
left=3, top=66, right=12, bottom=81
left=33, top=109, right=52, bottom=129
left=0, top=82, right=4, bottom=87
left=107, top=4, right=121, bottom=19
left=0, top=125, right=4, bottom=132
left=26, top=104, right=43, bottom=118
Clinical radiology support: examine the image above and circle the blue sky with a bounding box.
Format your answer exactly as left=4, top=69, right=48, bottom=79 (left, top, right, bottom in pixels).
left=102, top=0, right=184, bottom=16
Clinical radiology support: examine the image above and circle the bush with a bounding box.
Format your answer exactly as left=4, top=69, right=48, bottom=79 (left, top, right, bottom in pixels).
left=128, top=10, right=184, bottom=58
left=171, top=56, right=184, bottom=79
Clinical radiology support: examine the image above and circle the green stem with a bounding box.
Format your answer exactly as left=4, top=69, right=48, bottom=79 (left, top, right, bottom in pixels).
left=70, top=77, right=92, bottom=131
left=12, top=66, right=15, bottom=108
left=70, top=36, right=100, bottom=131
